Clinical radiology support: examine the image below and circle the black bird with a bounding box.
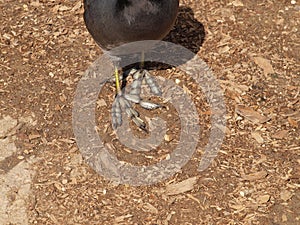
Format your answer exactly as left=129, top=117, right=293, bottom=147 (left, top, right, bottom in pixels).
left=84, top=0, right=179, bottom=130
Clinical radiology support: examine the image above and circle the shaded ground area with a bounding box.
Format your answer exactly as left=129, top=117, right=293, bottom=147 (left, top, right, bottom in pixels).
left=0, top=0, right=299, bottom=224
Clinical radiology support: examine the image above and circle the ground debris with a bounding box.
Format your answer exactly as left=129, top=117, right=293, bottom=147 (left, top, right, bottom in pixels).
left=164, top=177, right=197, bottom=196
left=236, top=105, right=270, bottom=124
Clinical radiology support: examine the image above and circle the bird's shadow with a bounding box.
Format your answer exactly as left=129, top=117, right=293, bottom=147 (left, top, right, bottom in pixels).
left=122, top=6, right=205, bottom=72
left=165, top=6, right=205, bottom=55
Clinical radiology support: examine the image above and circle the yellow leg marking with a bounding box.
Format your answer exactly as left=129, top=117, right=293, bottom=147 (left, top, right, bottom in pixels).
left=114, top=66, right=121, bottom=94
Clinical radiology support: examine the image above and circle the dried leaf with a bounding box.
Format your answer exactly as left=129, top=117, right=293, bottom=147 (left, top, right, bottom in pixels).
left=272, top=130, right=289, bottom=139
left=241, top=171, right=268, bottom=181
left=229, top=204, right=245, bottom=210
left=236, top=105, right=270, bottom=124
left=253, top=56, right=275, bottom=75
left=165, top=177, right=197, bottom=195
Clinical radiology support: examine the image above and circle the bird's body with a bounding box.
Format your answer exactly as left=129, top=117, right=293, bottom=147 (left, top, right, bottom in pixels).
left=84, top=0, right=179, bottom=52
left=83, top=0, right=179, bottom=130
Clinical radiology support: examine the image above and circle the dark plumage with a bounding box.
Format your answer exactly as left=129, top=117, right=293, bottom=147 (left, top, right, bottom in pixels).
left=84, top=0, right=179, bottom=51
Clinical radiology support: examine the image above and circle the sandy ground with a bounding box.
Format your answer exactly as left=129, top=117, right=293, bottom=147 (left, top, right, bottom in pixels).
left=0, top=0, right=299, bottom=224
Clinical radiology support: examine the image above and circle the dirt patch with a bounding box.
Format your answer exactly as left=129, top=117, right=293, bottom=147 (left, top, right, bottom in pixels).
left=0, top=116, right=37, bottom=225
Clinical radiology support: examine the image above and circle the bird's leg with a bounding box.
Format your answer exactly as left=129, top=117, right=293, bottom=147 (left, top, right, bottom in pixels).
left=114, top=66, right=121, bottom=94
left=124, top=51, right=162, bottom=108
left=111, top=52, right=163, bottom=131
left=125, top=68, right=162, bottom=108
left=111, top=65, right=147, bottom=131
left=140, top=50, right=145, bottom=69
left=139, top=51, right=161, bottom=97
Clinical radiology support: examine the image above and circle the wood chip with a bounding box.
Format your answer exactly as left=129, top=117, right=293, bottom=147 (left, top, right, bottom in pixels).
left=229, top=204, right=245, bottom=210
left=59, top=138, right=76, bottom=144
left=97, top=99, right=107, bottom=107
left=47, top=213, right=59, bottom=224
left=231, top=0, right=244, bottom=7
left=253, top=56, right=275, bottom=75
left=58, top=5, right=71, bottom=12
left=256, top=194, right=270, bottom=204
left=142, top=203, right=159, bottom=214
left=241, top=171, right=268, bottom=181
left=254, top=154, right=267, bottom=164
left=17, top=155, right=24, bottom=160
left=114, top=214, right=133, bottom=223
left=236, top=105, right=270, bottom=124
left=218, top=45, right=230, bottom=54
left=165, top=177, right=197, bottom=196
left=71, top=1, right=82, bottom=12
left=28, top=134, right=41, bottom=140
left=288, top=117, right=298, bottom=128
left=251, top=131, right=264, bottom=144
left=164, top=134, right=172, bottom=142
left=30, top=1, right=41, bottom=7
left=282, top=214, right=288, bottom=222
left=186, top=194, right=201, bottom=204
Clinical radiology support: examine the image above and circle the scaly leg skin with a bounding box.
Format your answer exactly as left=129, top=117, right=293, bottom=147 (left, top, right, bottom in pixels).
left=111, top=67, right=162, bottom=131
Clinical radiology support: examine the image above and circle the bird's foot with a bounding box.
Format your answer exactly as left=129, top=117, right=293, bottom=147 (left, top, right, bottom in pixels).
left=127, top=68, right=162, bottom=97
left=111, top=69, right=162, bottom=131
left=111, top=92, right=161, bottom=131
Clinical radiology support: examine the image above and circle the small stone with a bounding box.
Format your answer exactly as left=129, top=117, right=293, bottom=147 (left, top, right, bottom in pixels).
left=17, top=155, right=24, bottom=160
left=165, top=154, right=171, bottom=160
left=280, top=190, right=293, bottom=201
left=257, top=194, right=270, bottom=204
left=97, top=99, right=107, bottom=107
left=23, top=149, right=30, bottom=154
left=61, top=179, right=68, bottom=185
left=164, top=134, right=171, bottom=142
left=282, top=214, right=288, bottom=222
